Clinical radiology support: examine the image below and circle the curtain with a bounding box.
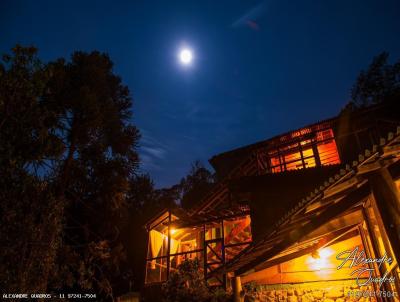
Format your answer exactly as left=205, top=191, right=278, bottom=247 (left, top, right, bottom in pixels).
left=150, top=230, right=164, bottom=258
left=149, top=230, right=181, bottom=264
left=170, top=238, right=180, bottom=257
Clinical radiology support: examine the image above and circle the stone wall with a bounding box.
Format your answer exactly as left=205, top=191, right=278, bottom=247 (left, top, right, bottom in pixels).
left=243, top=280, right=376, bottom=302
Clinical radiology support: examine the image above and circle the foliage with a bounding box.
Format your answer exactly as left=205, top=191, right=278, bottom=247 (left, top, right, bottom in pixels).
left=0, top=45, right=64, bottom=293
left=350, top=52, right=400, bottom=108
left=162, top=259, right=211, bottom=302
left=0, top=172, right=63, bottom=293
left=210, top=287, right=232, bottom=302
left=178, top=161, right=215, bottom=209
left=152, top=161, right=215, bottom=210
left=5, top=44, right=398, bottom=301
left=162, top=259, right=232, bottom=302
left=242, top=281, right=257, bottom=302
left=121, top=174, right=164, bottom=291
left=47, top=50, right=140, bottom=299
left=0, top=45, right=63, bottom=174
left=0, top=45, right=140, bottom=300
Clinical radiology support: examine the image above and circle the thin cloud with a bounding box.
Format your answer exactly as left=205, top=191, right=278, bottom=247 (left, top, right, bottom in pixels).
left=232, top=1, right=268, bottom=31
left=138, top=128, right=169, bottom=172
left=141, top=146, right=166, bottom=159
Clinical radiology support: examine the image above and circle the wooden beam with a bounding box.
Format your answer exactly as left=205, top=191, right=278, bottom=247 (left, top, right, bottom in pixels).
left=234, top=184, right=370, bottom=275
left=253, top=226, right=357, bottom=272
left=369, top=167, right=400, bottom=264
left=322, top=177, right=360, bottom=199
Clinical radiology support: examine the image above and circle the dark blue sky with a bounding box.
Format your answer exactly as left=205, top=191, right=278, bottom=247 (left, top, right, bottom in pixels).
left=2, top=0, right=400, bottom=187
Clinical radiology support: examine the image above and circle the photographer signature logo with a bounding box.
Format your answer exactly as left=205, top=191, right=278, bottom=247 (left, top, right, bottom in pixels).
left=336, top=246, right=396, bottom=287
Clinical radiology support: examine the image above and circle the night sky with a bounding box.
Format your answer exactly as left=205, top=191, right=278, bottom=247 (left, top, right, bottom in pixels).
left=2, top=0, right=400, bottom=187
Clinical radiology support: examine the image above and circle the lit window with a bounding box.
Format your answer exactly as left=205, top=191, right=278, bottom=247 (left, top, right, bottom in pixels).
left=267, top=127, right=340, bottom=174
left=302, top=148, right=316, bottom=168
left=317, top=140, right=340, bottom=165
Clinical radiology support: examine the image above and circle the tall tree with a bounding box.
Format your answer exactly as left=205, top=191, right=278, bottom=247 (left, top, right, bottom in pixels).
left=46, top=51, right=140, bottom=299
left=0, top=46, right=142, bottom=300
left=0, top=46, right=64, bottom=293
left=122, top=174, right=162, bottom=292
left=178, top=161, right=215, bottom=209
left=351, top=52, right=400, bottom=107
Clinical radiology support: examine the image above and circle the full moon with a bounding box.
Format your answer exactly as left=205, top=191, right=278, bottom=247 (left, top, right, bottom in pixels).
left=179, top=48, right=193, bottom=65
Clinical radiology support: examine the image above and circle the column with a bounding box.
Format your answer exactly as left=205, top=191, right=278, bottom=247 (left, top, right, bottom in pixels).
left=369, top=167, right=400, bottom=264
left=233, top=276, right=244, bottom=302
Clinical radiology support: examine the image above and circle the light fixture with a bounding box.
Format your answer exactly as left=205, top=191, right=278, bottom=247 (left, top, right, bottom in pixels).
left=308, top=248, right=333, bottom=270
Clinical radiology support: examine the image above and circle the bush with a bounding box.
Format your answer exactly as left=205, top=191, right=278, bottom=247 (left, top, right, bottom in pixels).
left=162, top=259, right=232, bottom=302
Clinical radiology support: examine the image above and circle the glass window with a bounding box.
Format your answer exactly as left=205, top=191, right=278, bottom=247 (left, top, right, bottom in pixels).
left=270, top=156, right=281, bottom=167
left=317, top=140, right=340, bottom=165
left=205, top=222, right=222, bottom=240
left=302, top=148, right=316, bottom=168
left=145, top=258, right=167, bottom=283
left=169, top=226, right=203, bottom=255
left=284, top=151, right=303, bottom=171
left=271, top=166, right=282, bottom=173
left=267, top=128, right=340, bottom=174
left=224, top=216, right=252, bottom=245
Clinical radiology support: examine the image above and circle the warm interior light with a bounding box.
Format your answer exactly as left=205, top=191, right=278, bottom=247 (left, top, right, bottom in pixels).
left=170, top=228, right=176, bottom=235
left=307, top=247, right=333, bottom=270
left=319, top=247, right=333, bottom=259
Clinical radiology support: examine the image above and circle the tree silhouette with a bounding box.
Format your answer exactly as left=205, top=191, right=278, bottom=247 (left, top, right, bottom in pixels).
left=0, top=45, right=64, bottom=293
left=0, top=46, right=141, bottom=300
left=351, top=52, right=400, bottom=107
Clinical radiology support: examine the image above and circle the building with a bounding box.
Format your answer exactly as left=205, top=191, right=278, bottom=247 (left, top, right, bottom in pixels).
left=144, top=102, right=400, bottom=301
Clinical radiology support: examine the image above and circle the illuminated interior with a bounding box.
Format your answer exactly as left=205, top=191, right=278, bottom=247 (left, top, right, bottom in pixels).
left=264, top=128, right=340, bottom=173
left=239, top=192, right=400, bottom=301
left=145, top=213, right=252, bottom=284
left=242, top=234, right=367, bottom=285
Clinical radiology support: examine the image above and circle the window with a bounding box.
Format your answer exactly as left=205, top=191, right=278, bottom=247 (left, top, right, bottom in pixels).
left=145, top=213, right=253, bottom=285
left=145, top=258, right=168, bottom=283
left=223, top=216, right=252, bottom=262
left=205, top=222, right=222, bottom=240
left=266, top=127, right=340, bottom=173
left=302, top=148, right=316, bottom=168
left=317, top=140, right=340, bottom=165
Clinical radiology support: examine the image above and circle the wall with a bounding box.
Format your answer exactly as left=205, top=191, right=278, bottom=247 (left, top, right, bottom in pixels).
left=243, top=280, right=376, bottom=302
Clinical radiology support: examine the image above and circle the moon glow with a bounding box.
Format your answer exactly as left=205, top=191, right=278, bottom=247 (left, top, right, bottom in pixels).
left=179, top=48, right=193, bottom=65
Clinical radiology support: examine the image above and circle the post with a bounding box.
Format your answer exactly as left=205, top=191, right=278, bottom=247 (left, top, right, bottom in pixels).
left=166, top=211, right=171, bottom=279
left=368, top=167, right=400, bottom=264
left=221, top=219, right=226, bottom=288
left=233, top=276, right=244, bottom=302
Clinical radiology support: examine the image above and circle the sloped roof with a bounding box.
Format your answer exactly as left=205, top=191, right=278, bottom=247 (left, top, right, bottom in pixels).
left=210, top=126, right=400, bottom=277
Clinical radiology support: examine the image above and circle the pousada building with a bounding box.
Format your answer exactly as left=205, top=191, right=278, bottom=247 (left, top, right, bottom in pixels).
left=144, top=101, right=400, bottom=302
